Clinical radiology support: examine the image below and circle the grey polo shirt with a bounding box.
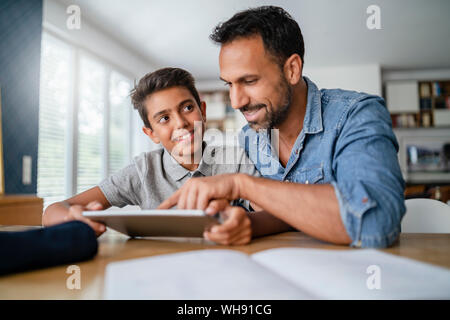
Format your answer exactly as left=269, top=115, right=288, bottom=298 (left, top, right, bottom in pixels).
left=98, top=144, right=260, bottom=209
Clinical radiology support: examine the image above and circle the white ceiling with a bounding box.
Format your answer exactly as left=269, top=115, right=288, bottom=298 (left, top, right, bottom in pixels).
left=58, top=0, right=450, bottom=80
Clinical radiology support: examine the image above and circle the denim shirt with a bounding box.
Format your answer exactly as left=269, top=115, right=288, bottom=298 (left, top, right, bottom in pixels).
left=239, top=76, right=406, bottom=248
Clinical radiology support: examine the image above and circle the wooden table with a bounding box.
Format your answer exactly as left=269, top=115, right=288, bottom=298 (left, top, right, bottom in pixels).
left=0, top=227, right=449, bottom=300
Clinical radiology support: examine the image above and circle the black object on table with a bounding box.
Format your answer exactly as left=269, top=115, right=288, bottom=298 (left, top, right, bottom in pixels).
left=0, top=221, right=98, bottom=276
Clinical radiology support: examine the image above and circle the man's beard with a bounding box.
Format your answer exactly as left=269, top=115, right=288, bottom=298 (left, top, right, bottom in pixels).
left=242, top=76, right=293, bottom=131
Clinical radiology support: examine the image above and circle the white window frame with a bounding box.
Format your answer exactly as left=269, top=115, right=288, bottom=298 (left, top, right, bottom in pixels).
left=39, top=29, right=134, bottom=200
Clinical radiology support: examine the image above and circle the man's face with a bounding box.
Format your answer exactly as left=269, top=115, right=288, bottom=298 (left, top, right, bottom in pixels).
left=219, top=34, right=292, bottom=131
left=143, top=86, right=205, bottom=162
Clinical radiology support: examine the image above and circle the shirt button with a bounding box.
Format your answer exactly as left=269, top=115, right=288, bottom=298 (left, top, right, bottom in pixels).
left=305, top=180, right=309, bottom=184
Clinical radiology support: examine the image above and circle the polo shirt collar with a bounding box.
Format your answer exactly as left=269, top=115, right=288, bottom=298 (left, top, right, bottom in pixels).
left=196, top=143, right=214, bottom=177
left=162, top=141, right=213, bottom=181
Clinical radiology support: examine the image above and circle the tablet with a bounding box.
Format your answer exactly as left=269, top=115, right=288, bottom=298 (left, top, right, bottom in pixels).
left=82, top=209, right=221, bottom=238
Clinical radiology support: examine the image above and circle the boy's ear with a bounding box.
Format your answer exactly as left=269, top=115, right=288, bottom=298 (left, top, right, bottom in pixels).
left=200, top=101, right=207, bottom=122
left=142, top=126, right=160, bottom=144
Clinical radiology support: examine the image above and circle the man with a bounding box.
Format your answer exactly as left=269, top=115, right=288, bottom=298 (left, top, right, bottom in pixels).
left=159, top=6, right=405, bottom=248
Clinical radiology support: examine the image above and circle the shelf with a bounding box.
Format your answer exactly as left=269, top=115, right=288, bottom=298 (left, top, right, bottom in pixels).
left=405, top=172, right=450, bottom=184
left=386, top=79, right=450, bottom=128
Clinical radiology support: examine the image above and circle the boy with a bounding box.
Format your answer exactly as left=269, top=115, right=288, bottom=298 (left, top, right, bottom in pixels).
left=43, top=68, right=259, bottom=245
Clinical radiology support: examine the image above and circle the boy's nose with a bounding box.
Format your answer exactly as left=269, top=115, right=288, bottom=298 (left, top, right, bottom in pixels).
left=174, top=114, right=189, bottom=129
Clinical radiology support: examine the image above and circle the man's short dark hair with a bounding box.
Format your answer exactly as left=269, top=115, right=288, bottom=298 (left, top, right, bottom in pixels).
left=130, top=67, right=201, bottom=128
left=210, top=6, right=305, bottom=68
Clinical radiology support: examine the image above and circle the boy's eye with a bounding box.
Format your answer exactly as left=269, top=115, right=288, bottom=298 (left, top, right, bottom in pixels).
left=183, top=104, right=194, bottom=112
left=159, top=116, right=169, bottom=123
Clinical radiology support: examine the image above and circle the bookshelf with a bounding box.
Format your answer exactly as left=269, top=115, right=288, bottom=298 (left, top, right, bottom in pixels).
left=386, top=80, right=450, bottom=128
left=382, top=79, right=450, bottom=199
left=419, top=80, right=450, bottom=127
left=199, top=90, right=235, bottom=131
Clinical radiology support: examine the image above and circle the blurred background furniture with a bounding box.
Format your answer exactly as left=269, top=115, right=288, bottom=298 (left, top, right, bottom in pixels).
left=402, top=198, right=450, bottom=233
left=0, top=195, right=43, bottom=226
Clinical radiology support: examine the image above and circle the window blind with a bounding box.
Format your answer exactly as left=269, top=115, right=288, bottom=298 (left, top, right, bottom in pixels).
left=77, top=55, right=105, bottom=194
left=37, top=33, right=71, bottom=208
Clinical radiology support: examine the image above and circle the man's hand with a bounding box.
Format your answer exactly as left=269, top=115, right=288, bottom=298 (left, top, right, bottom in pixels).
left=158, top=174, right=243, bottom=210
left=63, top=201, right=106, bottom=237
left=204, top=201, right=252, bottom=246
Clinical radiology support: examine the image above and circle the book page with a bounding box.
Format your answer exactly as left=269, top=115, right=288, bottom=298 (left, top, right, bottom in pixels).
left=251, top=248, right=450, bottom=299
left=104, top=249, right=315, bottom=299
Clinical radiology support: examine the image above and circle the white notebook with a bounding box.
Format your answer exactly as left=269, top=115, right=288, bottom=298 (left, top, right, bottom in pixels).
left=104, top=248, right=450, bottom=300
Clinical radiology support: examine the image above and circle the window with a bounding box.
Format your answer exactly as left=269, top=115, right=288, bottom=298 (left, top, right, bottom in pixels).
left=77, top=55, right=105, bottom=194
left=37, top=33, right=72, bottom=207
left=37, top=32, right=133, bottom=207
left=109, top=71, right=132, bottom=175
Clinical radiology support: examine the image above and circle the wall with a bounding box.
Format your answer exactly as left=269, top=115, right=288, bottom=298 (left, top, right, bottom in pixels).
left=303, top=64, right=382, bottom=96
left=383, top=68, right=450, bottom=82
left=197, top=64, right=382, bottom=95
left=43, top=0, right=156, bottom=155
left=43, top=0, right=152, bottom=78
left=0, top=0, right=43, bottom=194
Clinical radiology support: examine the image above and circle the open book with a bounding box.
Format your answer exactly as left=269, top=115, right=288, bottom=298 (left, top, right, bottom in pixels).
left=104, top=248, right=450, bottom=299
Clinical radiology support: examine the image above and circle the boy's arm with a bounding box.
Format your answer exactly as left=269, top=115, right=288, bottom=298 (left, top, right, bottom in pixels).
left=42, top=186, right=111, bottom=236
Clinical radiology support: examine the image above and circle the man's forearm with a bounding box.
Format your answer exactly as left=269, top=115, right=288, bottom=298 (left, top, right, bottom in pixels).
left=237, top=174, right=351, bottom=245
left=247, top=210, right=295, bottom=238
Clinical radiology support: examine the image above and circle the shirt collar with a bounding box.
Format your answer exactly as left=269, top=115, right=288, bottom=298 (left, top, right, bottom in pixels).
left=196, top=143, right=215, bottom=177
left=302, top=76, right=323, bottom=134
left=162, top=141, right=213, bottom=182
left=257, top=76, right=323, bottom=147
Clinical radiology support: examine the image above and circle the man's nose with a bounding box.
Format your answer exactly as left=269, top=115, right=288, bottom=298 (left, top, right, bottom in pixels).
left=229, top=85, right=250, bottom=110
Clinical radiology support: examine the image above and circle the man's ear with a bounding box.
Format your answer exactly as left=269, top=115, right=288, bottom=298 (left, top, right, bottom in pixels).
left=142, top=126, right=160, bottom=144
left=283, top=54, right=302, bottom=85
left=200, top=101, right=207, bottom=122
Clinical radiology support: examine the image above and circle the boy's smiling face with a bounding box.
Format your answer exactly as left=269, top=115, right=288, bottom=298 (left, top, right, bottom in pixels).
left=142, top=86, right=206, bottom=166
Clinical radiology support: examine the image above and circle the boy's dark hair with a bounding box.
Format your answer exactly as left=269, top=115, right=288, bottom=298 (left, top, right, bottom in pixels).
left=130, top=67, right=201, bottom=128
left=210, top=6, right=305, bottom=69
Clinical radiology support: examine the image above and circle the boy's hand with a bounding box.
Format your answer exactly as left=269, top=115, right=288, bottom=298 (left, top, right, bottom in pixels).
left=64, top=201, right=106, bottom=237
left=204, top=203, right=252, bottom=246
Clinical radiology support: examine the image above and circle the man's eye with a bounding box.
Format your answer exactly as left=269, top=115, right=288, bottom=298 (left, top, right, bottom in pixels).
left=224, top=82, right=232, bottom=87
left=245, top=79, right=257, bottom=85
left=159, top=116, right=169, bottom=123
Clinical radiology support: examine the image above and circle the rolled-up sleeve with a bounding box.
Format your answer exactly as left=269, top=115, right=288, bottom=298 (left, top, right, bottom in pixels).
left=332, top=95, right=406, bottom=248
